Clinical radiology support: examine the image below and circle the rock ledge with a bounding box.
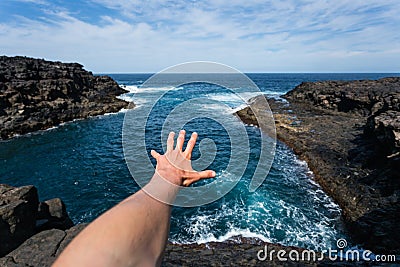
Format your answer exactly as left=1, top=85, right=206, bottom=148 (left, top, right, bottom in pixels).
left=0, top=56, right=130, bottom=140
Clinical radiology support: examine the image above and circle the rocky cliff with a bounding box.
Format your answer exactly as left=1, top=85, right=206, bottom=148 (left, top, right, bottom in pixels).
left=0, top=56, right=129, bottom=139
left=237, top=77, right=400, bottom=254
left=286, top=78, right=400, bottom=157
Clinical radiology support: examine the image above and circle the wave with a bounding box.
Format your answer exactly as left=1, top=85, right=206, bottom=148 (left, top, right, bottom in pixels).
left=103, top=108, right=129, bottom=116
left=170, top=227, right=272, bottom=245
left=121, top=85, right=181, bottom=94
left=117, top=85, right=182, bottom=107
left=206, top=92, right=263, bottom=104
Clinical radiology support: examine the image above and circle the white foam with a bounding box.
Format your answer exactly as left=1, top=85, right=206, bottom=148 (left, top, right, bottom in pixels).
left=123, top=85, right=180, bottom=94
left=103, top=108, right=129, bottom=116
left=206, top=92, right=264, bottom=105
left=116, top=84, right=181, bottom=107
left=116, top=94, right=133, bottom=102
left=200, top=92, right=267, bottom=113
left=206, top=93, right=244, bottom=104
left=120, top=85, right=139, bottom=93
left=9, top=123, right=62, bottom=139
left=263, top=90, right=282, bottom=96
left=295, top=158, right=308, bottom=167
left=190, top=228, right=272, bottom=244
left=199, top=103, right=234, bottom=113
left=231, top=104, right=249, bottom=113
left=117, top=93, right=147, bottom=106
left=44, top=125, right=59, bottom=131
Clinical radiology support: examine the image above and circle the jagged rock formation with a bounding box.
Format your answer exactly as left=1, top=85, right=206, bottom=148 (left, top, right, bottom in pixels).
left=236, top=77, right=400, bottom=254
left=0, top=184, right=73, bottom=257
left=286, top=78, right=400, bottom=156
left=0, top=56, right=129, bottom=139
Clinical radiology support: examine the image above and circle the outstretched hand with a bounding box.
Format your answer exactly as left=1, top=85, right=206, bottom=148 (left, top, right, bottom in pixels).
left=54, top=130, right=216, bottom=267
left=150, top=130, right=216, bottom=187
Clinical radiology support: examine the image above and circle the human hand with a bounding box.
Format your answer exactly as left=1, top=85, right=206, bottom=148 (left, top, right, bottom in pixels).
left=150, top=130, right=216, bottom=186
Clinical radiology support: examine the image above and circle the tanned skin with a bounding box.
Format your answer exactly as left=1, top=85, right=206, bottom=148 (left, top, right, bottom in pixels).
left=53, top=130, right=216, bottom=267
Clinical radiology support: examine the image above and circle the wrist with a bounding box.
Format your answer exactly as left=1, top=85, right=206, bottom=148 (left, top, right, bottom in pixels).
left=154, top=168, right=183, bottom=186
left=144, top=171, right=181, bottom=205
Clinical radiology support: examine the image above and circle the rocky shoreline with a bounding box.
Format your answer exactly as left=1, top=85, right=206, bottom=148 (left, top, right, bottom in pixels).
left=0, top=184, right=92, bottom=266
left=1, top=57, right=397, bottom=265
left=0, top=56, right=130, bottom=140
left=237, top=77, right=400, bottom=254
left=1, top=184, right=337, bottom=267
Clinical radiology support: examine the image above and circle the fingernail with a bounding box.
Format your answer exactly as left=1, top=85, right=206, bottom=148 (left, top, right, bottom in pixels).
left=211, top=171, right=216, bottom=177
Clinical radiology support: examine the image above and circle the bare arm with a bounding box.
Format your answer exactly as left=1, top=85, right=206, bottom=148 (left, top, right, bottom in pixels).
left=53, top=130, right=215, bottom=267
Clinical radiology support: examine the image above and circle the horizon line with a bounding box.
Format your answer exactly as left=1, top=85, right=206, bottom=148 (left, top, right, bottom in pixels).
left=96, top=71, right=400, bottom=75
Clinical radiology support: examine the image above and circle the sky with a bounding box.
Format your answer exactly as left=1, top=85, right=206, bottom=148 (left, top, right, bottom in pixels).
left=0, top=0, right=399, bottom=73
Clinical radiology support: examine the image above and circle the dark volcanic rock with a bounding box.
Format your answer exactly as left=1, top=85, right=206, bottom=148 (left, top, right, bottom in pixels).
left=37, top=198, right=74, bottom=232
left=0, top=56, right=130, bottom=139
left=0, top=224, right=87, bottom=267
left=286, top=78, right=400, bottom=115
left=365, top=110, right=400, bottom=156
left=0, top=183, right=370, bottom=266
left=0, top=184, right=74, bottom=257
left=6, top=228, right=66, bottom=266
left=163, top=241, right=326, bottom=267
left=0, top=224, right=335, bottom=267
left=0, top=184, right=38, bottom=256
left=236, top=77, right=400, bottom=254
left=288, top=78, right=400, bottom=157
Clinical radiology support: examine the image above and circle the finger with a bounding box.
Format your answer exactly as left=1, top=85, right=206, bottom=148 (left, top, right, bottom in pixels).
left=150, top=150, right=160, bottom=160
left=183, top=170, right=216, bottom=186
left=196, top=170, right=216, bottom=179
left=182, top=179, right=192, bottom=187
left=175, top=129, right=186, bottom=151
left=167, top=132, right=175, bottom=152
left=184, top=132, right=198, bottom=159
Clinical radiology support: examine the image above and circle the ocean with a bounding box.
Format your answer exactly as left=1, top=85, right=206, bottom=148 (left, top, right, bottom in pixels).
left=1, top=73, right=398, bottom=251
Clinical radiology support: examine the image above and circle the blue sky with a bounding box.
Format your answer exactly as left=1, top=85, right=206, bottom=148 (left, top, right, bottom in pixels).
left=0, top=0, right=399, bottom=73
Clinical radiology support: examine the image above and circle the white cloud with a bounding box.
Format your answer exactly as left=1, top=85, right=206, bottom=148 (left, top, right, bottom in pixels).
left=13, top=0, right=48, bottom=4
left=1, top=0, right=399, bottom=72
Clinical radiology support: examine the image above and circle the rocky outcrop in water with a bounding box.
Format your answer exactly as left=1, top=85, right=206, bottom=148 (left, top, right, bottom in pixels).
left=236, top=77, right=400, bottom=254
left=0, top=56, right=129, bottom=140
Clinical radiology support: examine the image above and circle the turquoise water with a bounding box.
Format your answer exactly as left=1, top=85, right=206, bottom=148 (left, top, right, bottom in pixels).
left=1, top=73, right=398, bottom=251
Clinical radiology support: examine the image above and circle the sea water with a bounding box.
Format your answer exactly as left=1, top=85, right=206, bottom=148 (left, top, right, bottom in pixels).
left=1, top=73, right=397, bottom=251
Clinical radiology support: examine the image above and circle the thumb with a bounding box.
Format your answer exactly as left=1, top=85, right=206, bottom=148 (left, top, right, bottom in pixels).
left=197, top=170, right=216, bottom=179
left=150, top=150, right=160, bottom=160
left=182, top=170, right=216, bottom=186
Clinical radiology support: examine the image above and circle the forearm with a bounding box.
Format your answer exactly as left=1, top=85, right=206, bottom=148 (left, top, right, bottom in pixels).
left=53, top=173, right=179, bottom=267
left=53, top=130, right=215, bottom=266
